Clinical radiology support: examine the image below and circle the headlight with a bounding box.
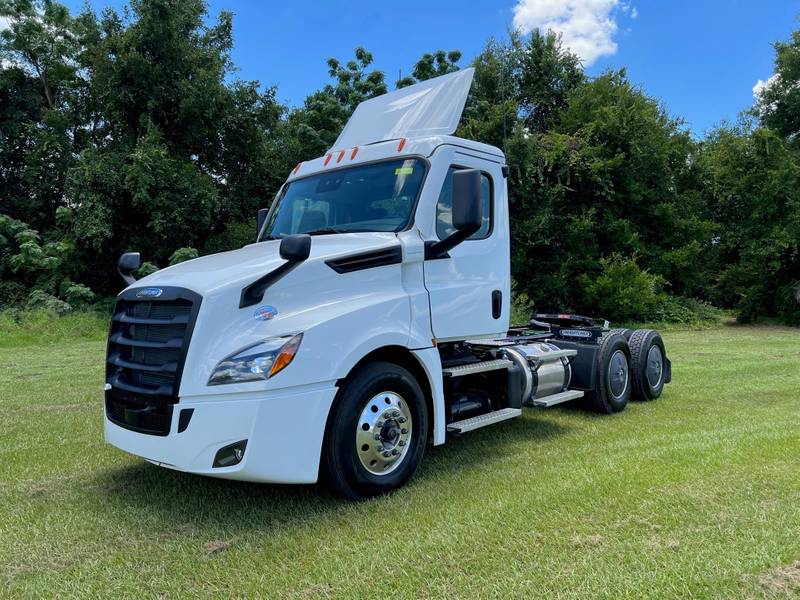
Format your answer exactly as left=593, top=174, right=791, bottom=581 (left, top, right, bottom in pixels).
left=207, top=333, right=303, bottom=386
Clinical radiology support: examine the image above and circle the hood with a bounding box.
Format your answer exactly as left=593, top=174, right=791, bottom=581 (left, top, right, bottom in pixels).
left=131, top=232, right=399, bottom=296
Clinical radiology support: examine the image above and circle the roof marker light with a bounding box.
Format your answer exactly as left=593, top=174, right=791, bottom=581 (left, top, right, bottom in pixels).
left=350, top=147, right=359, bottom=160
left=323, top=153, right=332, bottom=166
left=337, top=150, right=345, bottom=163
left=397, top=138, right=407, bottom=152
left=292, top=162, right=302, bottom=175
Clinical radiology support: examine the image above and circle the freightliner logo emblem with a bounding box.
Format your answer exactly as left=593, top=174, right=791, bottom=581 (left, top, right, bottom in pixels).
left=136, top=287, right=164, bottom=298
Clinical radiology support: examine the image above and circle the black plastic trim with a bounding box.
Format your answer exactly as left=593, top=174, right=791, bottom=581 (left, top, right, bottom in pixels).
left=325, top=246, right=402, bottom=274
left=177, top=408, right=194, bottom=433
left=239, top=260, right=300, bottom=308
left=105, top=286, right=202, bottom=436
left=492, top=290, right=502, bottom=319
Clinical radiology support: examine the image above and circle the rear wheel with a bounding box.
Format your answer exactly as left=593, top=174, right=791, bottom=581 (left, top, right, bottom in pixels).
left=321, top=361, right=427, bottom=500
left=629, top=329, right=667, bottom=400
left=609, top=328, right=633, bottom=341
left=586, top=333, right=631, bottom=414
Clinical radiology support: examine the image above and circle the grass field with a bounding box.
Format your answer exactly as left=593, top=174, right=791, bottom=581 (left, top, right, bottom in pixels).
left=1, top=322, right=800, bottom=598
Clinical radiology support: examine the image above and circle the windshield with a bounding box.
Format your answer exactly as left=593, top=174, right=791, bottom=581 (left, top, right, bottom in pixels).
left=260, top=158, right=426, bottom=240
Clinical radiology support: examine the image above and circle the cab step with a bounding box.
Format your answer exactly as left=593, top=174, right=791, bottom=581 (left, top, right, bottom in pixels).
left=442, top=359, right=512, bottom=378
left=446, top=408, right=522, bottom=434
left=530, top=389, right=584, bottom=408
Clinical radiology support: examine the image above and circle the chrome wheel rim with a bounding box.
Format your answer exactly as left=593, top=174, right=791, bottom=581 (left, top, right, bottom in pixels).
left=646, top=345, right=664, bottom=389
left=608, top=350, right=629, bottom=399
left=355, top=391, right=412, bottom=476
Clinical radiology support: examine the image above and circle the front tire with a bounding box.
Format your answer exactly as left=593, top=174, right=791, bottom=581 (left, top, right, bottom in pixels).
left=321, top=361, right=428, bottom=500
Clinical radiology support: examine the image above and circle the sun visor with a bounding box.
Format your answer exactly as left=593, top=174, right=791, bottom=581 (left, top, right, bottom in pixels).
left=332, top=68, right=475, bottom=150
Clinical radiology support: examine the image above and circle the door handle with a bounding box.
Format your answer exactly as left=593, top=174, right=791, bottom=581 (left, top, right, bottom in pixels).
left=492, top=290, right=502, bottom=319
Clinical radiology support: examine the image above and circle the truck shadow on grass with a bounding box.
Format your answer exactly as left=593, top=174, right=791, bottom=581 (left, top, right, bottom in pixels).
left=91, top=415, right=572, bottom=534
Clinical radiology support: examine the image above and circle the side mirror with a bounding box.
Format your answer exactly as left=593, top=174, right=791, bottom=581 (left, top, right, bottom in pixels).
left=240, top=235, right=311, bottom=308
left=256, top=208, right=269, bottom=240
left=425, top=169, right=483, bottom=259
left=451, top=169, right=483, bottom=233
left=279, top=234, right=312, bottom=262
left=118, top=252, right=141, bottom=287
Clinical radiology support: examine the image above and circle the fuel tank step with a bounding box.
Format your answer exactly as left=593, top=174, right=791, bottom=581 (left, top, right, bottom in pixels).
left=442, top=359, right=512, bottom=378
left=446, top=408, right=522, bottom=434
left=531, top=389, right=584, bottom=408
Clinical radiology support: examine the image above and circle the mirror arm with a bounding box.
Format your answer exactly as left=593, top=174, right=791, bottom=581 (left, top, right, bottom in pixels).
left=119, top=269, right=137, bottom=287
left=424, top=223, right=481, bottom=260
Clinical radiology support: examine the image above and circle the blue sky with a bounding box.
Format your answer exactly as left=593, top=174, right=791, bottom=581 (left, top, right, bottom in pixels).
left=63, top=0, right=799, bottom=136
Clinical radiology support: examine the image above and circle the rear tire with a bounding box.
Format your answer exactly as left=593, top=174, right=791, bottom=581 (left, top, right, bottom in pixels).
left=628, top=329, right=667, bottom=400
left=609, top=328, right=633, bottom=341
left=586, top=333, right=631, bottom=414
left=321, top=361, right=428, bottom=500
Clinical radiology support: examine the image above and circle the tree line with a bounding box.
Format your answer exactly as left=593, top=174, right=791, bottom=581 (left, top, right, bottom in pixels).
left=1, top=0, right=799, bottom=324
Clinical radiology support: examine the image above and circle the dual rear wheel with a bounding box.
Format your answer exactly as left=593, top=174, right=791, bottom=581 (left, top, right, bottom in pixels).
left=587, top=329, right=668, bottom=413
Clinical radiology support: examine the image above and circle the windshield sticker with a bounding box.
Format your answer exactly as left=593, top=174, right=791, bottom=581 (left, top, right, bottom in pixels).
left=253, top=305, right=278, bottom=321
left=394, top=167, right=414, bottom=175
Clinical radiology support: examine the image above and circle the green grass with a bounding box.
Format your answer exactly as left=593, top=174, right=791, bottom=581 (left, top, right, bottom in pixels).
left=2, top=323, right=800, bottom=598
left=0, top=309, right=108, bottom=348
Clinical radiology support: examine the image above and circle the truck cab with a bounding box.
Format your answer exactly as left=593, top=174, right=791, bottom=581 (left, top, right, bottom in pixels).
left=104, top=70, right=670, bottom=499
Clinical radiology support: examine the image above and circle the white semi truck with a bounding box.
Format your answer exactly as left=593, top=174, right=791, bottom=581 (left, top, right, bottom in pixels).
left=105, top=69, right=671, bottom=499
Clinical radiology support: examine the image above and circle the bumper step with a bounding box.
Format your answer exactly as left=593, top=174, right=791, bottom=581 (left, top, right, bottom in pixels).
left=446, top=408, right=522, bottom=434
left=531, top=389, right=584, bottom=408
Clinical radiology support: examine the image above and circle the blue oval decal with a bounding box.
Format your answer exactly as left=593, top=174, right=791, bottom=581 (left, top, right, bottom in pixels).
left=136, top=287, right=163, bottom=298
left=254, top=305, right=278, bottom=321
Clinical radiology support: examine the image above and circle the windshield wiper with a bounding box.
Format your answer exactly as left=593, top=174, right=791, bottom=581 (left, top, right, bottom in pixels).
left=303, top=227, right=354, bottom=236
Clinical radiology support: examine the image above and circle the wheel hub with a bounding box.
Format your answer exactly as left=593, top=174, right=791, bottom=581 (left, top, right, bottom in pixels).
left=608, top=349, right=629, bottom=399
left=355, top=392, right=412, bottom=476
left=646, top=345, right=664, bottom=388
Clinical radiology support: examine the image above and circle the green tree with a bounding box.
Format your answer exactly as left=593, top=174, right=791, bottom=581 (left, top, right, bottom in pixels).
left=288, top=47, right=387, bottom=157
left=753, top=30, right=800, bottom=139
left=396, top=49, right=461, bottom=88
left=507, top=69, right=715, bottom=317
left=698, top=125, right=800, bottom=323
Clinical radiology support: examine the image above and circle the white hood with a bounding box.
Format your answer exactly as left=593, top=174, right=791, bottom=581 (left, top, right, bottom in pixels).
left=132, top=232, right=399, bottom=296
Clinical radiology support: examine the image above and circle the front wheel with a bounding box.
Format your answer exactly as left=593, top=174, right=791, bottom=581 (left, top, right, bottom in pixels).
left=321, top=361, right=428, bottom=500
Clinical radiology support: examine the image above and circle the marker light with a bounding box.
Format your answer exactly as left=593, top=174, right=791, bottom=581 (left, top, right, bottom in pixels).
left=207, top=333, right=303, bottom=386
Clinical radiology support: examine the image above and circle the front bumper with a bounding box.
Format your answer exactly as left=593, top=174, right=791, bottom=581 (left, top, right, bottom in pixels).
left=104, top=383, right=338, bottom=484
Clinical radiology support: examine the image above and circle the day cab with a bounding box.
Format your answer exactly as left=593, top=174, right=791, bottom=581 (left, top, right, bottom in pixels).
left=104, top=70, right=670, bottom=499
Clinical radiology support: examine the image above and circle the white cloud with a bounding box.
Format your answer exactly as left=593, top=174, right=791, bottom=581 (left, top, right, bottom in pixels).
left=0, top=16, right=10, bottom=30
left=753, top=74, right=779, bottom=100
left=512, top=0, right=630, bottom=66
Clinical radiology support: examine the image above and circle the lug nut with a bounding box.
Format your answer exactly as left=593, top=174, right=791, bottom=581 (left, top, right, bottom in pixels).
left=398, top=417, right=407, bottom=424
left=398, top=440, right=406, bottom=446
left=376, top=420, right=384, bottom=428
left=374, top=434, right=381, bottom=440
left=391, top=449, right=399, bottom=456
left=401, top=428, right=408, bottom=434
left=382, top=451, right=391, bottom=458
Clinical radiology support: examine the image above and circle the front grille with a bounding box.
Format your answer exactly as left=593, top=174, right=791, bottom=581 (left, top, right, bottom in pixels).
left=105, top=287, right=201, bottom=436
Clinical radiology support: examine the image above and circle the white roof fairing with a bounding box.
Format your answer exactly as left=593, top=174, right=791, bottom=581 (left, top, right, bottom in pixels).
left=332, top=68, right=475, bottom=150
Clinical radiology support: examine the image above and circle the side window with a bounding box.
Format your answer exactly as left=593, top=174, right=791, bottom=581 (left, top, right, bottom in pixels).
left=435, top=167, right=492, bottom=240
